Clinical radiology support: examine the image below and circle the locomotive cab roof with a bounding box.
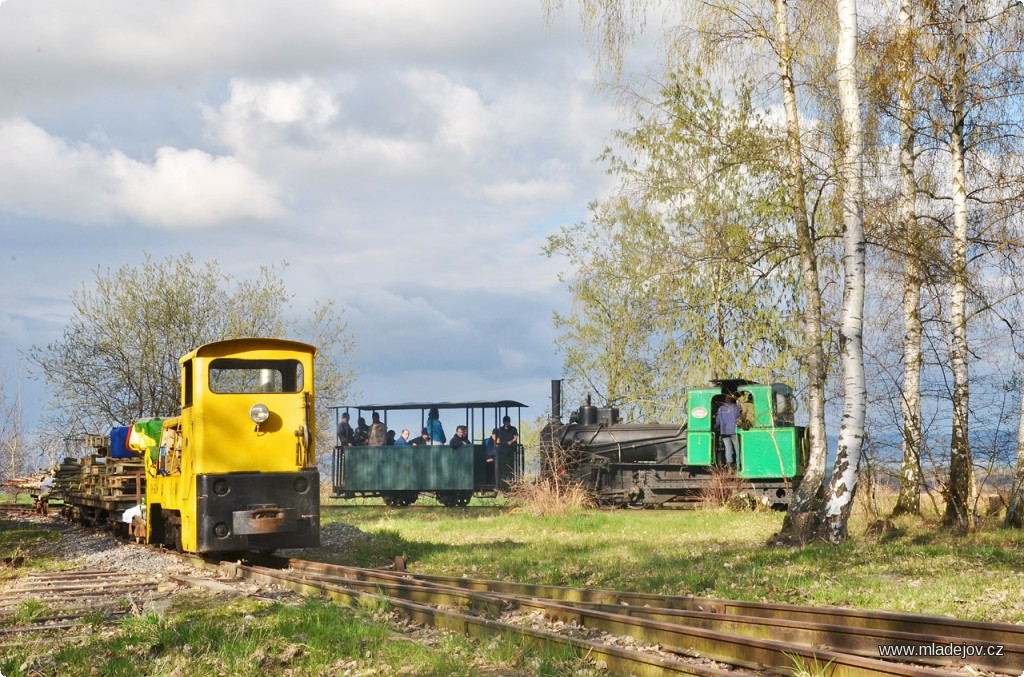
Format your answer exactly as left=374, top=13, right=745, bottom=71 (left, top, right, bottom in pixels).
left=708, top=378, right=757, bottom=391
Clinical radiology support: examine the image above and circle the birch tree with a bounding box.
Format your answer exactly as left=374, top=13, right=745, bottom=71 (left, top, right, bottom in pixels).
left=1006, top=375, right=1024, bottom=526
left=889, top=0, right=926, bottom=517
left=0, top=364, right=26, bottom=482
left=766, top=0, right=832, bottom=542
left=940, top=0, right=977, bottom=530
left=816, top=0, right=867, bottom=543
left=548, top=0, right=837, bottom=541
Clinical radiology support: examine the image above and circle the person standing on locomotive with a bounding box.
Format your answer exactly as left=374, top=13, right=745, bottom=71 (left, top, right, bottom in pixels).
left=426, top=407, right=446, bottom=445
left=337, top=411, right=355, bottom=446
left=715, top=392, right=741, bottom=465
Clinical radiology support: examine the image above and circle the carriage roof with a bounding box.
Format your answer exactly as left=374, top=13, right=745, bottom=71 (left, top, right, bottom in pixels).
left=337, top=400, right=527, bottom=413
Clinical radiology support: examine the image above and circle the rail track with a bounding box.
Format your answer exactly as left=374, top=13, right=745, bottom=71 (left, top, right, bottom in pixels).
left=6, top=510, right=1019, bottom=675
left=182, top=555, right=1020, bottom=676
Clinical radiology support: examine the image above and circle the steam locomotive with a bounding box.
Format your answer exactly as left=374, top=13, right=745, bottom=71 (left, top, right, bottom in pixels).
left=542, top=379, right=807, bottom=508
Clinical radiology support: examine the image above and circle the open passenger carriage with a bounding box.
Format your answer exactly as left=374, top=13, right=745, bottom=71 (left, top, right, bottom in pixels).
left=330, top=400, right=527, bottom=507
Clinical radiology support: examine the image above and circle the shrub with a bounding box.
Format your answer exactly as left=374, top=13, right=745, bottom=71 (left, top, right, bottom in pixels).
left=505, top=476, right=596, bottom=516
left=699, top=465, right=753, bottom=509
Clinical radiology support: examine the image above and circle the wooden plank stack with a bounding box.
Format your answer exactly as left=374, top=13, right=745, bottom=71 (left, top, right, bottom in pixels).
left=66, top=455, right=144, bottom=503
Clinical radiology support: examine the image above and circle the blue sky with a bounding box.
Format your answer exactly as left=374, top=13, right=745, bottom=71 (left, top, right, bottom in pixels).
left=0, top=0, right=651, bottom=425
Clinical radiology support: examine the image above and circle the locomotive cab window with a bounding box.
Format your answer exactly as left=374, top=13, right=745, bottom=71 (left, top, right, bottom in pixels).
left=183, top=359, right=194, bottom=407
left=208, top=358, right=304, bottom=393
left=771, top=384, right=796, bottom=426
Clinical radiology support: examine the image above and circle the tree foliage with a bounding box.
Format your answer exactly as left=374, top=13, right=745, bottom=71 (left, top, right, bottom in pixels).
left=546, top=69, right=804, bottom=420
left=0, top=364, right=26, bottom=482
left=29, top=252, right=356, bottom=458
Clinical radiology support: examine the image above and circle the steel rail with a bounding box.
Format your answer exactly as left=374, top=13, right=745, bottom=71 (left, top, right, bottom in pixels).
left=203, top=559, right=963, bottom=677
left=207, top=560, right=740, bottom=677
left=284, top=559, right=1024, bottom=646
left=277, top=559, right=1019, bottom=674
left=532, top=598, right=1024, bottom=673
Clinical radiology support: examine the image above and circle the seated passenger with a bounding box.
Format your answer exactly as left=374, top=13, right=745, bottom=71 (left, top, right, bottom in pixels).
left=449, top=425, right=470, bottom=449
left=395, top=429, right=411, bottom=446
left=409, top=428, right=430, bottom=446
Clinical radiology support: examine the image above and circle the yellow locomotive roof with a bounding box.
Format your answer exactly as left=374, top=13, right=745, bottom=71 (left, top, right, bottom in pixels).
left=181, top=338, right=317, bottom=362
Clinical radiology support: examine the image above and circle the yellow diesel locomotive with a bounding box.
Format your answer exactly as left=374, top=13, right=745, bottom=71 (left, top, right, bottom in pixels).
left=44, top=336, right=317, bottom=557
left=145, top=338, right=320, bottom=553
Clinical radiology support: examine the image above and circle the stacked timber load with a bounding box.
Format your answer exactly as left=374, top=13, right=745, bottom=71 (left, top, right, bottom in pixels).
left=50, top=428, right=148, bottom=506
left=101, top=457, right=145, bottom=501
left=1, top=474, right=46, bottom=493
left=66, top=454, right=143, bottom=502
left=68, top=454, right=106, bottom=499
left=51, top=457, right=84, bottom=497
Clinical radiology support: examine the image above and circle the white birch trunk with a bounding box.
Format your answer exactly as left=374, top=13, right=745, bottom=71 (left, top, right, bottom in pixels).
left=818, top=0, right=866, bottom=543
left=1005, top=390, right=1024, bottom=527
left=893, top=0, right=923, bottom=517
left=945, top=0, right=976, bottom=530
left=773, top=0, right=830, bottom=541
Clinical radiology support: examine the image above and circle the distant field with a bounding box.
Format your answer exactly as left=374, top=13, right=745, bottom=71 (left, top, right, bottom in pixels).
left=318, top=498, right=1024, bottom=625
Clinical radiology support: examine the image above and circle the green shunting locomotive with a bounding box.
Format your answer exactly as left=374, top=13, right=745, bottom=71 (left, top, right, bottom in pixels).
left=544, top=379, right=808, bottom=508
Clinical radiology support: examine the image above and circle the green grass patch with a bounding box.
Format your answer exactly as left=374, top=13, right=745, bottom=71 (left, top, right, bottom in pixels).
left=0, top=520, right=63, bottom=574
left=1, top=593, right=601, bottom=677
left=317, top=505, right=1024, bottom=624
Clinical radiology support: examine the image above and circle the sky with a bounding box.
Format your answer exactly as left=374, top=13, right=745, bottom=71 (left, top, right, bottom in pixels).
left=0, top=0, right=652, bottom=431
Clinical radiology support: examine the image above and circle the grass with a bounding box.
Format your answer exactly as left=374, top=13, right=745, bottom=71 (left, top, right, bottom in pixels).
left=317, top=496, right=1024, bottom=624
left=5, top=492, right=1024, bottom=674
left=0, top=519, right=63, bottom=578
left=2, top=592, right=604, bottom=677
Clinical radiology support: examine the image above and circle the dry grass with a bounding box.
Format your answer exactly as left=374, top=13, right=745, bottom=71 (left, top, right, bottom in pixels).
left=505, top=475, right=597, bottom=516
left=699, top=465, right=755, bottom=509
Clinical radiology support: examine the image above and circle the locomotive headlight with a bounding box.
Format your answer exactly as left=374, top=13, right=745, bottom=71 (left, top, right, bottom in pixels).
left=249, top=403, right=270, bottom=424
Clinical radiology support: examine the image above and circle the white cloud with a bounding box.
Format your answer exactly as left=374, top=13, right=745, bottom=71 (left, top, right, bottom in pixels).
left=0, top=118, right=282, bottom=228
left=209, top=76, right=341, bottom=151
left=403, top=70, right=495, bottom=154
left=0, top=0, right=631, bottom=429
left=113, top=147, right=283, bottom=228
left=483, top=178, right=573, bottom=205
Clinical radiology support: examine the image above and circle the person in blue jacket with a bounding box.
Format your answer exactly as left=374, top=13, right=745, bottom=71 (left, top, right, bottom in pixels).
left=715, top=393, right=741, bottom=465
left=426, top=407, right=446, bottom=445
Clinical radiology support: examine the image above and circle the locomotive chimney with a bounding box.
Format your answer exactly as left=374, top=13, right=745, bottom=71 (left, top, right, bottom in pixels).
left=550, top=379, right=562, bottom=422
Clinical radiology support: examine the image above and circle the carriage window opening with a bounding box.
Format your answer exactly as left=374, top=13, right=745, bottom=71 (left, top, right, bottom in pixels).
left=208, top=359, right=304, bottom=393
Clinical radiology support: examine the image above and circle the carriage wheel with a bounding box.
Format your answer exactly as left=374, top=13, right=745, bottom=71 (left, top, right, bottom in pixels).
left=395, top=491, right=419, bottom=507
